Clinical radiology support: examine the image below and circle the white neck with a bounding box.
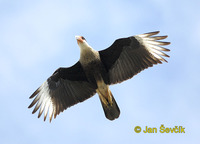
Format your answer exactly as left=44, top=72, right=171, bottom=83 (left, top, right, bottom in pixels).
left=78, top=41, right=99, bottom=64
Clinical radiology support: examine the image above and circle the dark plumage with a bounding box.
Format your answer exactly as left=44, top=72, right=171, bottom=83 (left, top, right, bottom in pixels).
left=29, top=31, right=170, bottom=122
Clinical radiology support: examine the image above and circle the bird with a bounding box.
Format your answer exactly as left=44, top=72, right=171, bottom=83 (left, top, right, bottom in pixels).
left=28, top=31, right=170, bottom=122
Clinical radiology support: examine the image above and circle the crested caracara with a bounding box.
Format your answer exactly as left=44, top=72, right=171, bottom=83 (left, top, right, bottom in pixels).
left=28, top=31, right=170, bottom=122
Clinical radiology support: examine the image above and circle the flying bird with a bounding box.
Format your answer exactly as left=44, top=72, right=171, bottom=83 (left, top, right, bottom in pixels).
left=28, top=31, right=170, bottom=122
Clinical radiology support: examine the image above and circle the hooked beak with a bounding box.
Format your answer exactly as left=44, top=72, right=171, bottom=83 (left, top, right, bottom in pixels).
left=75, top=36, right=83, bottom=44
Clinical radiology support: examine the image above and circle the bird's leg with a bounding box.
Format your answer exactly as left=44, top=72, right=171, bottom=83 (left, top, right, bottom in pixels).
left=97, top=89, right=109, bottom=106
left=108, top=89, right=113, bottom=106
left=96, top=78, right=113, bottom=106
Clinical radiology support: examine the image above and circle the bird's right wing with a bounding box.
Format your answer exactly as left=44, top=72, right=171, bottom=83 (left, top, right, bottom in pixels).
left=28, top=62, right=97, bottom=122
left=99, top=31, right=170, bottom=85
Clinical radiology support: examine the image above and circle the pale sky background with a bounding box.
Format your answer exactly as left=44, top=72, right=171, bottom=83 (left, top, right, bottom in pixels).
left=0, top=0, right=200, bottom=144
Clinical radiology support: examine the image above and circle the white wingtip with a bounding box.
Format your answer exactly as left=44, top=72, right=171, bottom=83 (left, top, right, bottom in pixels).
left=29, top=81, right=55, bottom=122
left=135, top=31, right=170, bottom=63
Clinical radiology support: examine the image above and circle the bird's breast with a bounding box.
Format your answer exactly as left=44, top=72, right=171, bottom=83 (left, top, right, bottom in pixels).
left=81, top=59, right=108, bottom=87
left=79, top=48, right=109, bottom=86
left=80, top=48, right=100, bottom=65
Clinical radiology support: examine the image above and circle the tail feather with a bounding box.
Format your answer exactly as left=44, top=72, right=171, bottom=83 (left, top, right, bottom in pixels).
left=99, top=91, right=120, bottom=120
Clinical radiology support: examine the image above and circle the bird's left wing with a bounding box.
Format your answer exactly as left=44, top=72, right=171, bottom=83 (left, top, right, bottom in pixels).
left=99, top=31, right=170, bottom=85
left=28, top=62, right=97, bottom=122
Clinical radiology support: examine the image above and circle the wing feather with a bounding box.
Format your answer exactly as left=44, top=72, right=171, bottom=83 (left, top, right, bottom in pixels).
left=29, top=62, right=96, bottom=122
left=99, top=31, right=170, bottom=85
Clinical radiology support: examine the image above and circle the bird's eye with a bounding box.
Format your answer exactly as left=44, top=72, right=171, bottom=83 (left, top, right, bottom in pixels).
left=81, top=36, right=86, bottom=41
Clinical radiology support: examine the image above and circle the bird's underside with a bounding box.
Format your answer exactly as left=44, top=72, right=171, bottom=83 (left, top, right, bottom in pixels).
left=28, top=31, right=170, bottom=122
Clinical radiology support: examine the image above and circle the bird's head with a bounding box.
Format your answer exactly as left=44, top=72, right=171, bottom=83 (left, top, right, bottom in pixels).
left=75, top=36, right=90, bottom=48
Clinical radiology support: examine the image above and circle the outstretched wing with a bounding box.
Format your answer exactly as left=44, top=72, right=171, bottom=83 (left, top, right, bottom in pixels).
left=28, top=62, right=97, bottom=122
left=99, top=31, right=170, bottom=85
